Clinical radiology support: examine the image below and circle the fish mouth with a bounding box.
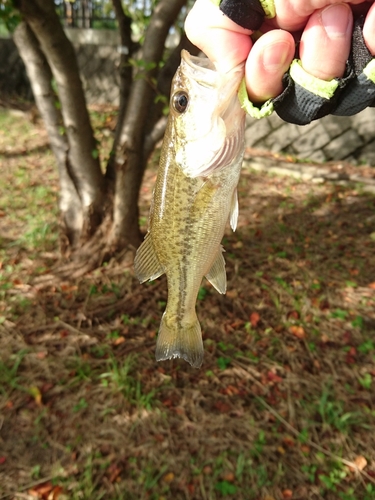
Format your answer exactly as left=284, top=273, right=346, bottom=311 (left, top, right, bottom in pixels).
left=177, top=50, right=246, bottom=178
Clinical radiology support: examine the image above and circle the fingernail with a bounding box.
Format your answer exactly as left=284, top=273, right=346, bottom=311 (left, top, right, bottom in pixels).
left=262, top=42, right=291, bottom=72
left=321, top=4, right=351, bottom=39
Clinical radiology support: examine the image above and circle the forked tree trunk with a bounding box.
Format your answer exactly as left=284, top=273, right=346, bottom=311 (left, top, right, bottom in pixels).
left=17, top=0, right=106, bottom=243
left=14, top=0, right=194, bottom=265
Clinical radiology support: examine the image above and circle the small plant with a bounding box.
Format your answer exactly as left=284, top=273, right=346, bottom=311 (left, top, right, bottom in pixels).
left=217, top=357, right=231, bottom=370
left=0, top=349, right=29, bottom=395
left=215, top=481, right=237, bottom=495
left=73, top=398, right=88, bottom=413
left=99, top=355, right=154, bottom=410
left=358, top=373, right=372, bottom=390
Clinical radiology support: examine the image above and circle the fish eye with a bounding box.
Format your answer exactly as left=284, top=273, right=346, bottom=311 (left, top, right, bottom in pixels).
left=172, top=91, right=189, bottom=114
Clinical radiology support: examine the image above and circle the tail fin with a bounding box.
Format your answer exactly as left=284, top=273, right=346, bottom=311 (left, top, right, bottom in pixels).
left=155, top=313, right=204, bottom=369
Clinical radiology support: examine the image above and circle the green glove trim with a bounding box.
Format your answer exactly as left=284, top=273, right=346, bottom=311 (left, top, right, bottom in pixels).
left=238, top=78, right=274, bottom=118
left=259, top=0, right=275, bottom=18
left=210, top=0, right=221, bottom=5
left=290, top=59, right=339, bottom=100
left=364, top=59, right=375, bottom=83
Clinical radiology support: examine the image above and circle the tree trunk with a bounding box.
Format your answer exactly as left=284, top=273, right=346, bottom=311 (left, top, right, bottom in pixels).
left=13, top=21, right=83, bottom=247
left=106, top=0, right=134, bottom=183
left=109, top=0, right=189, bottom=249
left=17, top=0, right=106, bottom=242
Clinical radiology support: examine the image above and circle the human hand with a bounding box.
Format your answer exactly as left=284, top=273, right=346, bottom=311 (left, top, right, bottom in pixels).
left=185, top=0, right=375, bottom=105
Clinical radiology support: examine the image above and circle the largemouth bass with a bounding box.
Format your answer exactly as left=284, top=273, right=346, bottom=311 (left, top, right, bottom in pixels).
left=134, top=50, right=245, bottom=368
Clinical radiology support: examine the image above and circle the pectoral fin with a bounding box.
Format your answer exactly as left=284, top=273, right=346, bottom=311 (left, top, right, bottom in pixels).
left=134, top=233, right=164, bottom=283
left=205, top=247, right=227, bottom=294
left=230, top=189, right=239, bottom=231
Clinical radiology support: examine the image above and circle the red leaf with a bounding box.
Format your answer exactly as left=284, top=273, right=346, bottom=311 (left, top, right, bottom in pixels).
left=214, top=401, right=231, bottom=413
left=250, top=312, right=260, bottom=328
left=288, top=325, right=306, bottom=339
left=267, top=371, right=283, bottom=384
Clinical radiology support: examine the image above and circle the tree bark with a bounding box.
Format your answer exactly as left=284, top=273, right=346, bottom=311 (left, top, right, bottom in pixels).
left=17, top=0, right=106, bottom=241
left=13, top=21, right=83, bottom=247
left=110, top=0, right=188, bottom=249
left=106, top=0, right=134, bottom=183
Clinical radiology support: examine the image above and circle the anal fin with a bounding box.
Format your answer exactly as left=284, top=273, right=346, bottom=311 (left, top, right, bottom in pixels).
left=134, top=233, right=164, bottom=283
left=205, top=246, right=227, bottom=294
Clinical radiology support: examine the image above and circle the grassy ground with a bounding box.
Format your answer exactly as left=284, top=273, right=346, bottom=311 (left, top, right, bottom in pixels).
left=0, top=108, right=375, bottom=500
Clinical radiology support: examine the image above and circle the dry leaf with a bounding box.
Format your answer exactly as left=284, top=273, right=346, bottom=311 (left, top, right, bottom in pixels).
left=163, top=472, right=174, bottom=483
left=250, top=312, right=260, bottom=328
left=349, top=455, right=367, bottom=472
left=288, top=325, right=306, bottom=339
left=29, top=386, right=42, bottom=406
left=222, top=472, right=235, bottom=482
left=113, top=336, right=125, bottom=346
left=282, top=489, right=293, bottom=499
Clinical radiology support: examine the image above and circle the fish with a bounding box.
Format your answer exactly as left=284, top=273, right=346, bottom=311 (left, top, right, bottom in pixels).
left=134, top=49, right=246, bottom=368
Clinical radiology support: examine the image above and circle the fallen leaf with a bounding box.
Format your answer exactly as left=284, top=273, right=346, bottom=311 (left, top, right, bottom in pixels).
left=29, top=386, right=42, bottom=406
left=187, top=483, right=195, bottom=494
left=267, top=371, right=283, bottom=384
left=320, top=334, right=330, bottom=344
left=282, top=437, right=295, bottom=447
left=368, top=282, right=375, bottom=289
left=222, top=472, right=235, bottom=482
left=300, top=445, right=310, bottom=454
left=350, top=455, right=367, bottom=472
left=287, top=310, right=299, bottom=320
left=0, top=456, right=6, bottom=464
left=113, top=336, right=125, bottom=346
left=51, top=485, right=63, bottom=499
left=288, top=325, right=306, bottom=339
left=29, top=482, right=54, bottom=497
left=36, top=351, right=48, bottom=360
left=282, top=489, right=293, bottom=499
left=214, top=401, right=231, bottom=413
left=163, top=472, right=174, bottom=483
left=250, top=312, right=260, bottom=328
left=108, top=465, right=121, bottom=483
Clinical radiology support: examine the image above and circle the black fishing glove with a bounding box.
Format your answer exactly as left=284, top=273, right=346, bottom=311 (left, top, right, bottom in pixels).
left=212, top=0, right=375, bottom=124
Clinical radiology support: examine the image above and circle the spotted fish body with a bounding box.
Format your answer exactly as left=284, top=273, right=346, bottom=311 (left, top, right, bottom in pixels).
left=134, top=50, right=245, bottom=368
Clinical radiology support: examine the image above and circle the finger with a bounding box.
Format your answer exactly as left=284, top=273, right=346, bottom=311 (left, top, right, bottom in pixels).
left=245, top=30, right=295, bottom=102
left=363, top=1, right=375, bottom=55
left=185, top=0, right=253, bottom=72
left=272, top=0, right=366, bottom=31
left=299, top=3, right=353, bottom=80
